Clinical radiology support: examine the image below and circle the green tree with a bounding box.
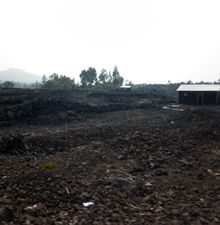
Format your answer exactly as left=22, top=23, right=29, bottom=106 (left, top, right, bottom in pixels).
left=79, top=70, right=87, bottom=87
left=79, top=67, right=97, bottom=87
left=2, top=81, right=15, bottom=89
left=42, top=75, right=47, bottom=85
left=107, top=71, right=113, bottom=83
left=42, top=74, right=75, bottom=90
left=31, top=81, right=42, bottom=89
left=112, top=66, right=124, bottom=87
left=87, top=67, right=97, bottom=86
left=124, top=80, right=133, bottom=86
left=98, top=69, right=109, bottom=85
left=98, top=69, right=113, bottom=85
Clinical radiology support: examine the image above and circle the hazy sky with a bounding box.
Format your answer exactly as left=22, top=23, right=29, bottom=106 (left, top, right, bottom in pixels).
left=0, top=0, right=220, bottom=84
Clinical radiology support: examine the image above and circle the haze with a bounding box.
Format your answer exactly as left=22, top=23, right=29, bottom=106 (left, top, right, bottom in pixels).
left=0, top=0, right=220, bottom=84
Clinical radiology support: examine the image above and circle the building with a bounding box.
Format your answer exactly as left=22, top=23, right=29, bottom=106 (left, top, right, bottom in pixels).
left=120, top=85, right=132, bottom=92
left=177, top=84, right=220, bottom=105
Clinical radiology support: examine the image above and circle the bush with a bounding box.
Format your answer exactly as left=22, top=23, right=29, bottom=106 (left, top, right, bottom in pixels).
left=41, top=161, right=57, bottom=170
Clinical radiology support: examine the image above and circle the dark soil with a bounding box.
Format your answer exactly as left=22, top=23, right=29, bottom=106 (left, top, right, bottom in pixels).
left=0, top=89, right=219, bottom=225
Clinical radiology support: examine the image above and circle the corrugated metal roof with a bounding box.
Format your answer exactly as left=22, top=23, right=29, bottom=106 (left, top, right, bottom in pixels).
left=120, top=85, right=131, bottom=88
left=177, top=84, right=220, bottom=92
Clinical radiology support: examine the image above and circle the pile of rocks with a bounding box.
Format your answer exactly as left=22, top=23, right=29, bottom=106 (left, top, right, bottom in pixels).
left=0, top=134, right=25, bottom=154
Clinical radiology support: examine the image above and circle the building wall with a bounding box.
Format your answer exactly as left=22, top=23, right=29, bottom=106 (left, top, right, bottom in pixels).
left=203, top=92, right=217, bottom=104
left=178, top=91, right=196, bottom=104
left=178, top=91, right=219, bottom=105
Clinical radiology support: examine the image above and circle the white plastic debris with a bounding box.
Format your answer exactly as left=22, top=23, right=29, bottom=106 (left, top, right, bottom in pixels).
left=65, top=187, right=70, bottom=195
left=162, top=104, right=184, bottom=112
left=24, top=204, right=39, bottom=210
left=83, top=202, right=94, bottom=207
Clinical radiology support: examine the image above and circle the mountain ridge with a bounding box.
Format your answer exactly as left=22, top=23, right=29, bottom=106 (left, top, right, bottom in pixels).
left=0, top=68, right=41, bottom=83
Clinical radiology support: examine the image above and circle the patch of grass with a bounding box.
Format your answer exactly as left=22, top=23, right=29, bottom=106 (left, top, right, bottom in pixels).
left=41, top=161, right=57, bottom=170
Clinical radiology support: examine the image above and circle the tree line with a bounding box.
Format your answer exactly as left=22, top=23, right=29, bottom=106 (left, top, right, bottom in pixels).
left=38, top=66, right=127, bottom=90
left=1, top=67, right=220, bottom=91
left=0, top=66, right=128, bottom=90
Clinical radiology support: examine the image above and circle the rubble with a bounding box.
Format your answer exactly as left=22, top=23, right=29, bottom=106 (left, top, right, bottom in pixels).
left=0, top=89, right=219, bottom=224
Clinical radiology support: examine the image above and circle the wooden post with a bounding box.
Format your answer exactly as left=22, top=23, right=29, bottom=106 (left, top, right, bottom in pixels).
left=217, top=92, right=220, bottom=104
left=197, top=93, right=204, bottom=105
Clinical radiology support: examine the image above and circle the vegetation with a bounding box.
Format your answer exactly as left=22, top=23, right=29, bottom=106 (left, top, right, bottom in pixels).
left=1, top=81, right=15, bottom=89
left=1, top=66, right=220, bottom=95
left=31, top=66, right=126, bottom=90
left=41, top=73, right=75, bottom=90
left=132, top=83, right=180, bottom=97
left=112, top=66, right=124, bottom=87
left=98, top=69, right=111, bottom=85
left=79, top=67, right=97, bottom=87
left=41, top=161, right=57, bottom=170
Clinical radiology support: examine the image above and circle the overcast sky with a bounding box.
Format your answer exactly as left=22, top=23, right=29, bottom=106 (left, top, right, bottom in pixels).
left=0, top=0, right=220, bottom=84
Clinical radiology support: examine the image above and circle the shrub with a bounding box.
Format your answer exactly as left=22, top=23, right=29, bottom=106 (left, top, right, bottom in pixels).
left=41, top=161, right=57, bottom=170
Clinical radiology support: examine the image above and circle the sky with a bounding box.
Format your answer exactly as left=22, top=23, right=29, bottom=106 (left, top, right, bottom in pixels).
left=0, top=0, right=220, bottom=84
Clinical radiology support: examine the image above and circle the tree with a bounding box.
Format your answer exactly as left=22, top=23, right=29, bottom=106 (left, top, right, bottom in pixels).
left=42, top=75, right=47, bottom=85
left=214, top=79, right=220, bottom=84
left=87, top=67, right=97, bottom=86
left=107, top=71, right=113, bottom=83
left=124, top=80, right=133, bottom=86
left=42, top=74, right=75, bottom=90
left=98, top=69, right=113, bottom=85
left=2, top=81, right=15, bottom=89
left=98, top=69, right=108, bottom=84
left=31, top=81, right=42, bottom=89
left=112, top=66, right=124, bottom=87
left=79, top=70, right=88, bottom=87
left=79, top=67, right=97, bottom=87
left=186, top=80, right=193, bottom=84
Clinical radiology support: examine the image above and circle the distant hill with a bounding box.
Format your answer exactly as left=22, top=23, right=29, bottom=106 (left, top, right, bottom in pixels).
left=0, top=68, right=41, bottom=83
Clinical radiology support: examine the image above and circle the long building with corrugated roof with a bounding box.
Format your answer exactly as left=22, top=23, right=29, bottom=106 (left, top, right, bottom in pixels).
left=177, top=84, right=220, bottom=105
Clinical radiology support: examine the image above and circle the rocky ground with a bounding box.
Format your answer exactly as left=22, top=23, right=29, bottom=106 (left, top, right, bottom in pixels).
left=0, top=89, right=220, bottom=224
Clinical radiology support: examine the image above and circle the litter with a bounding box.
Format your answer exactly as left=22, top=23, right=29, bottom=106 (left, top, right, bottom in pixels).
left=83, top=202, right=94, bottom=207
left=24, top=204, right=39, bottom=210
